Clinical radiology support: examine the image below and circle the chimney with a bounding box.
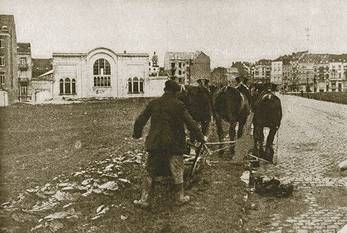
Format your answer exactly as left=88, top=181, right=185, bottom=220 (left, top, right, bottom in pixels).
left=124, top=50, right=127, bottom=54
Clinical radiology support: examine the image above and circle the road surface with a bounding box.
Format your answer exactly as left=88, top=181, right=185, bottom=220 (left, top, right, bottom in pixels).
left=247, top=94, right=347, bottom=233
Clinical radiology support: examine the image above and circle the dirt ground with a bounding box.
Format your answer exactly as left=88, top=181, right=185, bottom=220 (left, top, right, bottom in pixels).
left=0, top=99, right=252, bottom=233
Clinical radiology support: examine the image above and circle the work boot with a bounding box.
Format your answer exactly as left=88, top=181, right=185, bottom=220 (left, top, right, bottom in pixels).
left=133, top=189, right=150, bottom=208
left=174, top=183, right=190, bottom=206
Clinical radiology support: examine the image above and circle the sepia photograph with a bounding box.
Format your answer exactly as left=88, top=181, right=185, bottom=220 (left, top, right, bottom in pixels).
left=0, top=0, right=346, bottom=232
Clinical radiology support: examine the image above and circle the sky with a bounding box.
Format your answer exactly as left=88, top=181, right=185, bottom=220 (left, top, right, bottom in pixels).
left=1, top=0, right=347, bottom=67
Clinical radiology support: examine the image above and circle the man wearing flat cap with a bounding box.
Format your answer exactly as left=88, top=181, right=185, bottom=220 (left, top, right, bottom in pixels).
left=133, top=79, right=204, bottom=207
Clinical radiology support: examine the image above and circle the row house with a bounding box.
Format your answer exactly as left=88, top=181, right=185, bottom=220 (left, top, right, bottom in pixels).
left=327, top=54, right=347, bottom=92
left=17, top=43, right=32, bottom=102
left=164, top=51, right=211, bottom=85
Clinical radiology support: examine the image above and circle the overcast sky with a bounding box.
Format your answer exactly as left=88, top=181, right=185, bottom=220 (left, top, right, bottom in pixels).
left=1, top=0, right=347, bottom=67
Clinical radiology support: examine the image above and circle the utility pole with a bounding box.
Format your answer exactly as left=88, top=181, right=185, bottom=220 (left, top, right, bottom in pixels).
left=305, top=27, right=310, bottom=52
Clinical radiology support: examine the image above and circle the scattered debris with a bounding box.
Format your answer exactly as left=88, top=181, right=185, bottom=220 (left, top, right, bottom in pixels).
left=240, top=171, right=250, bottom=185
left=44, top=208, right=78, bottom=221
left=1, top=148, right=146, bottom=231
left=92, top=205, right=110, bottom=220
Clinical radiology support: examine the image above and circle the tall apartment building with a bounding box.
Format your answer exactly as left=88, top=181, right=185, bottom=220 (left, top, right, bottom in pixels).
left=17, top=42, right=32, bottom=101
left=0, top=15, right=18, bottom=105
left=164, top=51, right=210, bottom=85
left=251, top=59, right=271, bottom=83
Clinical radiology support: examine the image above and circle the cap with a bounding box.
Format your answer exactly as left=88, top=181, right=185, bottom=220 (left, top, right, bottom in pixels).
left=164, top=80, right=181, bottom=93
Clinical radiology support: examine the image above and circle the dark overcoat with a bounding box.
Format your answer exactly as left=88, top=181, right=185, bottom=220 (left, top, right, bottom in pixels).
left=133, top=93, right=204, bottom=155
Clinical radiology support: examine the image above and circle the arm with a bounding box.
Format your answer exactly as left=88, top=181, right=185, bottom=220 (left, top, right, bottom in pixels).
left=133, top=103, right=152, bottom=139
left=182, top=108, right=204, bottom=143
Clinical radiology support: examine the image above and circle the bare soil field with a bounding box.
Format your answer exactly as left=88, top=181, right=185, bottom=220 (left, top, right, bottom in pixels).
left=0, top=99, right=250, bottom=233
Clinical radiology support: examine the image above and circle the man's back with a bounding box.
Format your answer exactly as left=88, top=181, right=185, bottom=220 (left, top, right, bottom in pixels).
left=133, top=93, right=203, bottom=154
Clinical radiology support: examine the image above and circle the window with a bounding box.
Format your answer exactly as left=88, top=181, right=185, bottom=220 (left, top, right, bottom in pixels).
left=140, top=78, right=144, bottom=93
left=65, top=78, right=71, bottom=94
left=60, top=79, right=64, bottom=94
left=59, top=78, right=76, bottom=95
left=128, top=77, right=144, bottom=94
left=179, top=70, right=182, bottom=75
left=179, top=62, right=182, bottom=68
left=20, top=86, right=28, bottom=95
left=0, top=39, right=4, bottom=48
left=128, top=78, right=132, bottom=93
left=0, top=73, right=4, bottom=85
left=133, top=77, right=139, bottom=93
left=72, top=79, right=76, bottom=94
left=20, top=57, right=27, bottom=65
left=0, top=56, right=4, bottom=66
left=93, top=58, right=111, bottom=87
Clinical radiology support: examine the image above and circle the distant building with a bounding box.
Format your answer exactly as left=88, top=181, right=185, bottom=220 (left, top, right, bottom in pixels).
left=31, top=69, right=54, bottom=103
left=251, top=59, right=271, bottom=84
left=164, top=51, right=211, bottom=85
left=226, top=67, right=239, bottom=84
left=49, top=47, right=165, bottom=101
left=0, top=15, right=18, bottom=105
left=17, top=42, right=32, bottom=102
left=271, top=60, right=283, bottom=85
left=328, top=54, right=347, bottom=92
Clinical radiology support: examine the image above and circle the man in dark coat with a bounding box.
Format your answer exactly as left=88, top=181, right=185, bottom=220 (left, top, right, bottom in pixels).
left=133, top=80, right=205, bottom=207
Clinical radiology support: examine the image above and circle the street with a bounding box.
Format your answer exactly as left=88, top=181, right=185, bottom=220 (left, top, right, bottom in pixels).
left=247, top=94, right=347, bottom=233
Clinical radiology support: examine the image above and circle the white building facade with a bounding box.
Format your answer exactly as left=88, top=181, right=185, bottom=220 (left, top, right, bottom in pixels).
left=52, top=47, right=163, bottom=100
left=271, top=60, right=282, bottom=85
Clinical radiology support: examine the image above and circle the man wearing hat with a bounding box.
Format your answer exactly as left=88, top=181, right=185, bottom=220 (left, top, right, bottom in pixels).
left=133, top=80, right=205, bottom=207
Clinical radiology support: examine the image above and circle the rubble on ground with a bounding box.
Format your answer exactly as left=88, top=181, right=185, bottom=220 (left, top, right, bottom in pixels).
left=0, top=148, right=146, bottom=232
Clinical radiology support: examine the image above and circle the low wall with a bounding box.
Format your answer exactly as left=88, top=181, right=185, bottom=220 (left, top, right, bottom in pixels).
left=287, top=92, right=347, bottom=105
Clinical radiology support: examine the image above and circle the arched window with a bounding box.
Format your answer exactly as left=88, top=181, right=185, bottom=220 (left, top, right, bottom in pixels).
left=65, top=78, right=71, bottom=94
left=139, top=78, right=144, bottom=93
left=133, top=77, right=139, bottom=93
left=93, top=58, right=111, bottom=87
left=59, top=79, right=64, bottom=94
left=72, top=79, right=76, bottom=94
left=128, top=78, right=132, bottom=93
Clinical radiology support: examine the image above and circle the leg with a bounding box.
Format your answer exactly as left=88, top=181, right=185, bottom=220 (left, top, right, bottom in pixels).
left=229, top=121, right=237, bottom=156
left=201, top=120, right=210, bottom=137
left=215, top=114, right=224, bottom=154
left=266, top=127, right=278, bottom=148
left=134, top=154, right=156, bottom=208
left=237, top=120, right=245, bottom=139
left=253, top=125, right=264, bottom=157
left=169, top=155, right=190, bottom=205
left=264, top=127, right=278, bottom=163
